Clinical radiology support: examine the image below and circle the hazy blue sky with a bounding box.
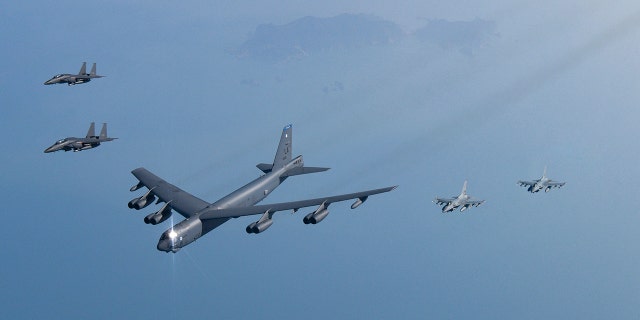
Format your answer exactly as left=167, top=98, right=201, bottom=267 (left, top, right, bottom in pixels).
left=2, top=1, right=640, bottom=319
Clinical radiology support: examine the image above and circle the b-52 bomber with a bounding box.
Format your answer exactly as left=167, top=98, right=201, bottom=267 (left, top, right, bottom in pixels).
left=518, top=167, right=565, bottom=193
left=44, top=122, right=116, bottom=153
left=44, top=62, right=104, bottom=86
left=127, top=125, right=397, bottom=253
left=434, top=180, right=485, bottom=213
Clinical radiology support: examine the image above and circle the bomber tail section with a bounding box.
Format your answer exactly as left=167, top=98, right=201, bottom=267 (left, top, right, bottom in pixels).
left=272, top=124, right=293, bottom=171
left=258, top=124, right=329, bottom=176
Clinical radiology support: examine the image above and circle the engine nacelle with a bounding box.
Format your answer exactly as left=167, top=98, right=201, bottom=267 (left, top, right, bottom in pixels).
left=144, top=211, right=172, bottom=225
left=310, top=209, right=329, bottom=224
left=128, top=194, right=156, bottom=210
left=246, top=219, right=273, bottom=234
left=303, top=212, right=315, bottom=224
left=246, top=222, right=258, bottom=233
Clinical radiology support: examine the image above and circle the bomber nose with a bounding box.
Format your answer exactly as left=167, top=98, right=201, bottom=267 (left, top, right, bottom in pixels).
left=157, top=239, right=175, bottom=253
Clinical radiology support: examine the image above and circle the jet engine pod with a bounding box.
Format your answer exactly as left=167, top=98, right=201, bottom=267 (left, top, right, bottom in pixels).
left=310, top=209, right=329, bottom=224
left=130, top=194, right=156, bottom=210
left=303, top=212, right=315, bottom=224
left=246, top=222, right=258, bottom=234
left=144, top=211, right=171, bottom=225
left=251, top=219, right=274, bottom=234
left=151, top=213, right=170, bottom=225
left=129, top=188, right=157, bottom=210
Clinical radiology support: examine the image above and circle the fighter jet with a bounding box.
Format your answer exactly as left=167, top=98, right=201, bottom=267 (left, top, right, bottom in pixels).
left=44, top=62, right=104, bottom=85
left=44, top=122, right=116, bottom=153
left=518, top=167, right=565, bottom=193
left=127, top=124, right=397, bottom=253
left=434, top=180, right=485, bottom=213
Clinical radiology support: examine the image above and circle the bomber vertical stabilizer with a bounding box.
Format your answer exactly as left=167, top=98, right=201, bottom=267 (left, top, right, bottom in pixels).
left=272, top=124, right=292, bottom=171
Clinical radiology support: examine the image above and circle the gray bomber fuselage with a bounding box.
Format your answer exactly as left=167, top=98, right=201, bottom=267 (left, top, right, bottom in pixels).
left=156, top=155, right=303, bottom=252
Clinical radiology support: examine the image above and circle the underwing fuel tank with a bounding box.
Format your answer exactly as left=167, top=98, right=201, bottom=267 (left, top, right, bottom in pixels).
left=351, top=196, right=368, bottom=209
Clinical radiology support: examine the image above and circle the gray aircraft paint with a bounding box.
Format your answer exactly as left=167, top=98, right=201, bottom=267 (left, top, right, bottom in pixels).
left=128, top=125, right=396, bottom=253
left=434, top=180, right=485, bottom=213
left=44, top=62, right=104, bottom=86
left=44, top=122, right=117, bottom=153
left=517, top=166, right=566, bottom=193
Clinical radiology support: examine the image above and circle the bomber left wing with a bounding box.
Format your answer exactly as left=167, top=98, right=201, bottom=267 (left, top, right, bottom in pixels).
left=129, top=167, right=209, bottom=218
left=198, top=186, right=397, bottom=220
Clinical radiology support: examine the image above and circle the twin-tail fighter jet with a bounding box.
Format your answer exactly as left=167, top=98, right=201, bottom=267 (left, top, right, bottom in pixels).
left=517, top=167, right=565, bottom=193
left=44, top=122, right=116, bottom=153
left=44, top=62, right=104, bottom=86
left=434, top=180, right=485, bottom=213
left=127, top=124, right=397, bottom=253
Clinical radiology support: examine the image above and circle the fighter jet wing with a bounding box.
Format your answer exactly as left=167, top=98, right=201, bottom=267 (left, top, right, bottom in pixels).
left=466, top=199, right=485, bottom=207
left=517, top=180, right=536, bottom=187
left=131, top=168, right=210, bottom=218
left=546, top=181, right=566, bottom=188
left=199, top=186, right=397, bottom=220
left=434, top=197, right=455, bottom=205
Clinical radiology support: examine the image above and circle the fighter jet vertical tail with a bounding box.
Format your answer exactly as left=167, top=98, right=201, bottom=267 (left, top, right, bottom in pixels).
left=461, top=180, right=468, bottom=196
left=90, top=63, right=97, bottom=76
left=99, top=123, right=108, bottom=139
left=542, top=166, right=548, bottom=179
left=79, top=62, right=87, bottom=75
left=272, top=124, right=293, bottom=171
left=86, top=122, right=96, bottom=138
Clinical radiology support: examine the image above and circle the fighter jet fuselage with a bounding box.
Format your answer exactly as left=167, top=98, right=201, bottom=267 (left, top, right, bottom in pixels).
left=44, top=122, right=116, bottom=153
left=44, top=62, right=104, bottom=86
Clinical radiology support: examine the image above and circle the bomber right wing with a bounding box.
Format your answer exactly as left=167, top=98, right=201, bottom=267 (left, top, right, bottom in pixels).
left=198, top=186, right=397, bottom=220
left=130, top=167, right=210, bottom=218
